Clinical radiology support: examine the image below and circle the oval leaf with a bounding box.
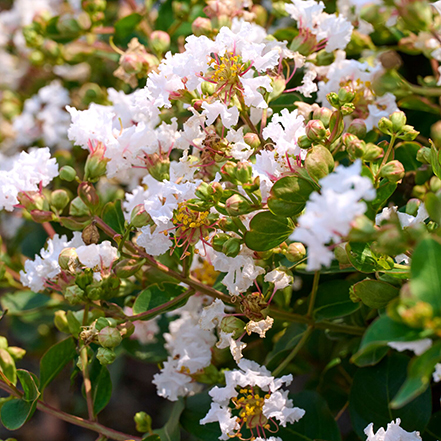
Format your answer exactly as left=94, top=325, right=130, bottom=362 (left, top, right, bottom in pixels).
left=352, top=279, right=399, bottom=309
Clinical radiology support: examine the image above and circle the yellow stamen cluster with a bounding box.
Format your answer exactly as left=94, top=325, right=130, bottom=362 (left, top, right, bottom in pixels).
left=172, top=203, right=210, bottom=232
left=192, top=259, right=219, bottom=285
left=210, top=52, right=247, bottom=85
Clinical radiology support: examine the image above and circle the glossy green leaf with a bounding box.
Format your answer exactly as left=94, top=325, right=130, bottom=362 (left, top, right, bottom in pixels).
left=244, top=211, right=294, bottom=251
left=115, top=13, right=142, bottom=39
left=267, top=174, right=317, bottom=217
left=425, top=192, right=441, bottom=224
left=154, top=398, right=184, bottom=441
left=352, top=315, right=427, bottom=367
left=365, top=182, right=397, bottom=219
left=89, top=360, right=112, bottom=415
left=277, top=391, right=341, bottom=441
left=314, top=280, right=360, bottom=320
left=391, top=340, right=441, bottom=408
left=0, top=291, right=54, bottom=315
left=0, top=349, right=16, bottom=385
left=133, top=283, right=188, bottom=318
left=16, top=370, right=39, bottom=402
left=39, top=337, right=77, bottom=392
left=395, top=142, right=422, bottom=172
left=102, top=200, right=125, bottom=236
left=0, top=399, right=36, bottom=430
left=409, top=237, right=441, bottom=315
left=349, top=353, right=431, bottom=438
left=346, top=242, right=394, bottom=273
left=352, top=279, right=399, bottom=309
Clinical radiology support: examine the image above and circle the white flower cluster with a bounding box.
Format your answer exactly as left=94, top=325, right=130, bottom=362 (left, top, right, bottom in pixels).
left=291, top=160, right=376, bottom=271
left=152, top=296, right=217, bottom=401
left=364, top=418, right=422, bottom=441
left=13, top=81, right=71, bottom=149
left=0, top=147, right=58, bottom=212
left=201, top=358, right=305, bottom=440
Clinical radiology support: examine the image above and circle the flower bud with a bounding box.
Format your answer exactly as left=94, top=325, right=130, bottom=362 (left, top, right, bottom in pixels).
left=337, top=86, right=355, bottom=104
left=305, top=120, right=327, bottom=142
left=86, top=282, right=104, bottom=301
left=347, top=215, right=377, bottom=242
left=130, top=204, right=152, bottom=228
left=51, top=189, right=70, bottom=212
left=54, top=310, right=70, bottom=334
left=220, top=316, right=246, bottom=339
left=379, top=160, right=405, bottom=182
left=305, top=145, right=334, bottom=181
left=417, top=146, right=431, bottom=164
left=225, top=194, right=253, bottom=216
left=149, top=30, right=170, bottom=54
left=363, top=143, right=384, bottom=161
left=201, top=80, right=216, bottom=96
left=346, top=139, right=366, bottom=160
left=134, top=412, right=153, bottom=434
left=399, top=126, right=419, bottom=141
left=78, top=182, right=99, bottom=210
left=212, top=233, right=230, bottom=252
left=59, top=247, right=79, bottom=272
left=64, top=285, right=86, bottom=305
left=95, top=317, right=117, bottom=331
left=284, top=242, right=306, bottom=262
left=312, top=107, right=332, bottom=127
left=59, top=165, right=76, bottom=181
left=82, top=223, right=100, bottom=245
left=84, top=141, right=108, bottom=182
left=222, top=237, right=241, bottom=257
left=316, top=49, right=335, bottom=66
left=236, top=162, right=253, bottom=184
left=75, top=268, right=94, bottom=289
left=326, top=92, right=340, bottom=108
left=192, top=17, right=212, bottom=37
left=97, top=347, right=116, bottom=365
left=69, top=196, right=89, bottom=217
left=347, top=119, right=367, bottom=139
left=429, top=176, right=441, bottom=193
left=297, top=134, right=312, bottom=149
left=244, top=132, right=261, bottom=150
left=98, top=326, right=122, bottom=348
left=390, top=111, right=407, bottom=132
left=290, top=30, right=318, bottom=55
left=405, top=198, right=421, bottom=216
left=430, top=121, right=441, bottom=149
left=7, top=346, right=26, bottom=360
left=30, top=210, right=54, bottom=223
left=378, top=117, right=393, bottom=135
left=146, top=155, right=170, bottom=182
left=334, top=243, right=350, bottom=265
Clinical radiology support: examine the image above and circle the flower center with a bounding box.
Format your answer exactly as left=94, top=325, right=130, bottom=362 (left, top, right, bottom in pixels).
left=209, top=52, right=249, bottom=86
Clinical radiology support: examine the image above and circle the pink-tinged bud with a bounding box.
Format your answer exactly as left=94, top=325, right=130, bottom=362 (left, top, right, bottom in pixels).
left=305, top=120, right=327, bottom=142
left=244, top=132, right=261, bottom=149
left=192, top=99, right=204, bottom=111
left=305, top=145, right=334, bottom=181
left=192, top=17, right=212, bottom=37
left=30, top=210, right=54, bottom=223
left=380, top=160, right=405, bottom=182
left=121, top=53, right=143, bottom=74
left=284, top=242, right=306, bottom=262
left=363, top=143, right=384, bottom=161
left=225, top=194, right=252, bottom=216
left=149, top=30, right=170, bottom=54
left=312, top=107, right=332, bottom=127
left=78, top=182, right=99, bottom=210
left=85, top=141, right=108, bottom=182
left=130, top=204, right=152, bottom=228
left=347, top=119, right=367, bottom=139
left=337, top=86, right=355, bottom=104
left=17, top=191, right=46, bottom=211
left=346, top=139, right=366, bottom=160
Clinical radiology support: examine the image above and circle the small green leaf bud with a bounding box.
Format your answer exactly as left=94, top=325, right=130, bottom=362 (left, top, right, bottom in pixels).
left=380, top=160, right=405, bottom=183
left=390, top=111, right=407, bottom=132
left=86, top=283, right=104, bottom=301
left=134, top=411, right=153, bottom=433
left=416, top=146, right=431, bottom=164
left=75, top=268, right=94, bottom=289
left=236, top=162, right=253, bottom=184
left=378, top=117, right=393, bottom=135
left=64, top=285, right=86, bottom=305
left=84, top=141, right=108, bottom=182
left=98, top=326, right=122, bottom=348
left=305, top=120, right=327, bottom=142
left=130, top=204, right=152, bottom=228
left=326, top=92, right=340, bottom=108
left=51, top=189, right=70, bottom=212
left=347, top=119, right=367, bottom=139
left=398, top=126, right=419, bottom=141
left=149, top=30, right=170, bottom=54
left=97, top=347, right=116, bottom=365
left=212, top=233, right=230, bottom=252
left=297, top=134, right=312, bottom=149
left=337, top=86, right=355, bottom=104
left=59, top=165, right=76, bottom=181
left=192, top=17, right=212, bottom=37
left=222, top=237, right=241, bottom=257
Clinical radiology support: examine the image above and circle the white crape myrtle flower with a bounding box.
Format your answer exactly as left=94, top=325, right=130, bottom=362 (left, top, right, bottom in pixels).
left=20, top=232, right=84, bottom=292
left=0, top=147, right=59, bottom=212
left=246, top=317, right=274, bottom=338
left=285, top=0, right=353, bottom=52
left=153, top=296, right=217, bottom=401
left=291, top=160, right=375, bottom=271
left=264, top=269, right=293, bottom=291
left=433, top=363, right=441, bottom=382
left=364, top=418, right=422, bottom=441
left=75, top=241, right=119, bottom=281
left=316, top=51, right=398, bottom=130
left=13, top=81, right=71, bottom=149
left=387, top=339, right=432, bottom=356
left=201, top=359, right=305, bottom=440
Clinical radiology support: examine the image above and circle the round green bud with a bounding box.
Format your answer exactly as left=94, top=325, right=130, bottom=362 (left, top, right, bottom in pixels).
left=192, top=17, right=212, bottom=37
left=312, top=107, right=332, bottom=127
left=305, top=120, right=327, bottom=142
left=284, top=242, right=306, bottom=262
left=337, top=86, right=355, bottom=104
left=51, top=189, right=70, bottom=211
left=225, top=194, right=252, bottom=216
left=334, top=243, right=350, bottom=265
left=64, top=285, right=86, bottom=305
left=130, top=204, right=152, bottom=228
left=134, top=411, right=153, bottom=433
left=59, top=165, right=76, bottom=181
left=219, top=316, right=246, bottom=339
left=98, top=326, right=122, bottom=348
left=222, top=237, right=241, bottom=258
left=380, top=160, right=405, bottom=183
left=390, top=111, right=407, bottom=133
left=378, top=117, right=393, bottom=135
left=305, top=145, right=334, bottom=181
left=97, top=347, right=116, bottom=365
left=347, top=119, right=367, bottom=139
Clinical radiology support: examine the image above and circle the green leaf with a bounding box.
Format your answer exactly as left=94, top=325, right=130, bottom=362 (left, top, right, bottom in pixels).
left=352, top=315, right=427, bottom=367
left=143, top=436, right=161, bottom=441
left=154, top=398, right=185, bottom=441
left=39, top=337, right=77, bottom=392
left=133, top=283, right=187, bottom=317
left=365, top=182, right=397, bottom=219
left=399, top=95, right=441, bottom=115
left=430, top=142, right=441, bottom=180
left=267, top=175, right=317, bottom=217
left=425, top=192, right=441, bottom=224
left=424, top=411, right=441, bottom=441
left=114, top=13, right=142, bottom=39
left=351, top=279, right=399, bottom=309
left=391, top=340, right=441, bottom=408
left=0, top=399, right=36, bottom=430
left=313, top=280, right=360, bottom=320
left=89, top=360, right=112, bottom=415
left=409, top=237, right=441, bottom=314
left=346, top=242, right=394, bottom=273
left=244, top=211, right=294, bottom=251
left=0, top=349, right=16, bottom=386
left=102, top=200, right=125, bottom=236
left=349, top=353, right=431, bottom=438
left=16, top=370, right=39, bottom=402
left=395, top=142, right=422, bottom=172
left=277, top=391, right=341, bottom=441
left=180, top=392, right=221, bottom=441
left=0, top=291, right=55, bottom=315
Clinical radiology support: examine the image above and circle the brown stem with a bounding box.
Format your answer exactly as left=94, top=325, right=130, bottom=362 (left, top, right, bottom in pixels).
left=42, top=222, right=56, bottom=238
left=0, top=379, right=141, bottom=441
